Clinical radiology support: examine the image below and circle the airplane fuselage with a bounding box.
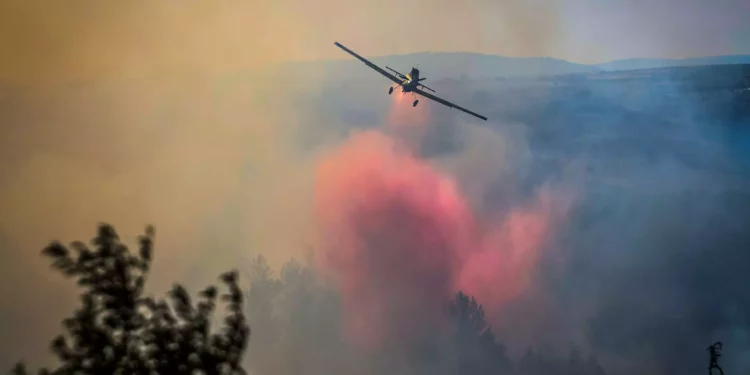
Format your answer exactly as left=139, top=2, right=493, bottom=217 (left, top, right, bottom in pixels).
left=400, top=81, right=417, bottom=92
left=399, top=68, right=421, bottom=92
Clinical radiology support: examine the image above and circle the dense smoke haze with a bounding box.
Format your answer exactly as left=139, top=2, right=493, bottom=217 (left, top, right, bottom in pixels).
left=313, top=94, right=571, bottom=350
left=3, top=63, right=750, bottom=375
left=2, top=2, right=750, bottom=374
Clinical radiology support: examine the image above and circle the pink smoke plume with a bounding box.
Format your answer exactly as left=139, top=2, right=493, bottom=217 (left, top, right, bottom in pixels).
left=313, top=93, right=568, bottom=348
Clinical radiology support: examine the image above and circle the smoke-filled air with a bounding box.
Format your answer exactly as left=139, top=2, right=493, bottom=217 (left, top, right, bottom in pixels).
left=2, top=1, right=750, bottom=375
left=315, top=95, right=569, bottom=351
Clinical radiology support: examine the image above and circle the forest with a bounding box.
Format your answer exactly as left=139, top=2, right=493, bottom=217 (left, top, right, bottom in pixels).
left=13, top=224, right=607, bottom=375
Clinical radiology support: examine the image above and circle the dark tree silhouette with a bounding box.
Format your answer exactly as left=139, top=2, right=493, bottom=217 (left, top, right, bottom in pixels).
left=12, top=223, right=250, bottom=375
left=11, top=224, right=609, bottom=375
left=244, top=254, right=283, bottom=375
left=243, top=255, right=356, bottom=375
left=446, top=291, right=513, bottom=375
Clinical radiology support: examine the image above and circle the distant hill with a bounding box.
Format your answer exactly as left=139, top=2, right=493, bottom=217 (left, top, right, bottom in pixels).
left=278, top=52, right=595, bottom=82
left=276, top=52, right=750, bottom=81
left=595, top=55, right=750, bottom=72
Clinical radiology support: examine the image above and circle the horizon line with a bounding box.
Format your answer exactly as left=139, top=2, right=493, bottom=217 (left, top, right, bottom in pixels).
left=279, top=51, right=750, bottom=67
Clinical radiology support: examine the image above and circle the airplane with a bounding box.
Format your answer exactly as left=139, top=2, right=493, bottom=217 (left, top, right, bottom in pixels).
left=334, top=42, right=488, bottom=121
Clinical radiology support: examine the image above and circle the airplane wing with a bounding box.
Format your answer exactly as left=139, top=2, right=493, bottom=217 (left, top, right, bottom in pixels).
left=334, top=42, right=403, bottom=85
left=413, top=87, right=488, bottom=121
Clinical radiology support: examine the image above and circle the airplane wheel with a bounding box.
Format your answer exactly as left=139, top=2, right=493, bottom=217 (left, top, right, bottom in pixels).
left=389, top=87, right=394, bottom=95
left=413, top=100, right=419, bottom=107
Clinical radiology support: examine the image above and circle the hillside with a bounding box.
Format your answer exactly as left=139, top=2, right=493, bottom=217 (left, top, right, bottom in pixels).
left=277, top=52, right=750, bottom=81
left=279, top=52, right=594, bottom=82
left=596, top=55, right=750, bottom=72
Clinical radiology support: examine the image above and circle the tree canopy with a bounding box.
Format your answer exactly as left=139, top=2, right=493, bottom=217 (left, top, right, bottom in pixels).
left=13, top=224, right=608, bottom=375
left=12, top=224, right=250, bottom=375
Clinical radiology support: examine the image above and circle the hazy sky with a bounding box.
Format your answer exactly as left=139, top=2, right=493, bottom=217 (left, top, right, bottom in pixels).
left=1, top=0, right=749, bottom=85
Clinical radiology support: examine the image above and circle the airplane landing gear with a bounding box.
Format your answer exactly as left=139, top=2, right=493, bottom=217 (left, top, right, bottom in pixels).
left=389, top=87, right=394, bottom=95
left=412, top=100, right=419, bottom=107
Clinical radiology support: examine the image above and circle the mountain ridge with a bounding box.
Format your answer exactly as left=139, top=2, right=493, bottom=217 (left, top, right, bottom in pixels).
left=278, top=52, right=750, bottom=80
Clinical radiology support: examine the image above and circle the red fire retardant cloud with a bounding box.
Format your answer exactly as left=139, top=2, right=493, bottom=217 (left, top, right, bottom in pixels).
left=313, top=97, right=564, bottom=349
left=314, top=131, right=474, bottom=347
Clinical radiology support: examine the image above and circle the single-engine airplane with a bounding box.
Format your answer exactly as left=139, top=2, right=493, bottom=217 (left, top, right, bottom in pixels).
left=334, top=42, right=488, bottom=121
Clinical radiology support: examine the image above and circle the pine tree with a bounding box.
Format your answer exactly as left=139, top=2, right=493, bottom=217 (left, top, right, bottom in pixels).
left=12, top=224, right=250, bottom=375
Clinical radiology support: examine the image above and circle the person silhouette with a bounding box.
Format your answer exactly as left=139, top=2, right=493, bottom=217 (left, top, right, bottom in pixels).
left=707, top=341, right=724, bottom=375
